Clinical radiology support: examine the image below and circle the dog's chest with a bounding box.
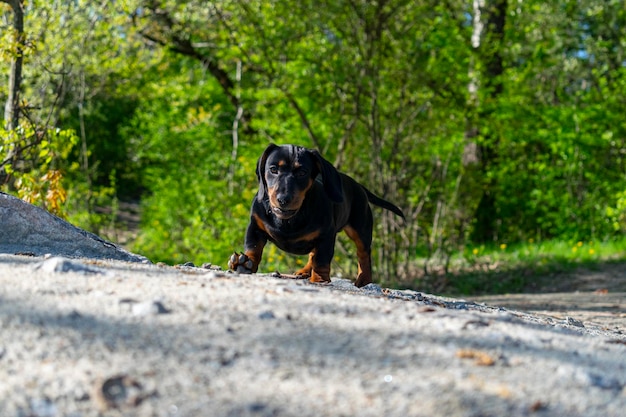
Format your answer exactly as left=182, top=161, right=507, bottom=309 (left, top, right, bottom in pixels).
left=264, top=221, right=322, bottom=255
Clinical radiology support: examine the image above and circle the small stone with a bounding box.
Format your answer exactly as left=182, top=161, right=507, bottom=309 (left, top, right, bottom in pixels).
left=565, top=317, right=585, bottom=327
left=132, top=301, right=170, bottom=316
left=36, top=257, right=104, bottom=274
left=29, top=397, right=57, bottom=417
left=74, top=386, right=90, bottom=402
left=361, top=283, right=383, bottom=293
left=529, top=400, right=547, bottom=412
left=92, top=374, right=144, bottom=411
left=248, top=402, right=267, bottom=413
left=586, top=372, right=623, bottom=390
left=258, top=310, right=276, bottom=320
left=183, top=261, right=195, bottom=267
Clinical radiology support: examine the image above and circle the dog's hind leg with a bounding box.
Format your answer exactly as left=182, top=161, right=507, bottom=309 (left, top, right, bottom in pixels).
left=296, top=247, right=333, bottom=284
left=343, top=214, right=373, bottom=288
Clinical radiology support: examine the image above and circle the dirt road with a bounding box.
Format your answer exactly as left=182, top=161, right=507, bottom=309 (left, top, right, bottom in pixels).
left=471, top=263, right=626, bottom=332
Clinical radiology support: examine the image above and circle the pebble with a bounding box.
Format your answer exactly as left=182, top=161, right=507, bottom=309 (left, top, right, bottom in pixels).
left=557, top=365, right=623, bottom=390
left=29, top=397, right=57, bottom=417
left=36, top=257, right=105, bottom=274
left=132, top=301, right=170, bottom=316
left=204, top=270, right=226, bottom=279
left=258, top=310, right=276, bottom=320
left=584, top=372, right=623, bottom=390
left=361, top=283, right=383, bottom=293
left=565, top=317, right=585, bottom=327
left=92, top=374, right=145, bottom=411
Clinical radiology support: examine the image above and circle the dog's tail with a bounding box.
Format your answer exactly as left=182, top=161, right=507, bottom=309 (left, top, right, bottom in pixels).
left=362, top=186, right=405, bottom=219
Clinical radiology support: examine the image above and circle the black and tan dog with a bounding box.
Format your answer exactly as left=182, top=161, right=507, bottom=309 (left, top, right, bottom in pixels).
left=228, top=144, right=404, bottom=287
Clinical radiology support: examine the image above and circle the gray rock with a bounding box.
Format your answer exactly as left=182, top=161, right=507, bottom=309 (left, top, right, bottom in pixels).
left=0, top=192, right=148, bottom=262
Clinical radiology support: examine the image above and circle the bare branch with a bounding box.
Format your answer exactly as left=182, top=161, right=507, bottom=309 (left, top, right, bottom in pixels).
left=136, top=4, right=243, bottom=119
left=282, top=91, right=322, bottom=151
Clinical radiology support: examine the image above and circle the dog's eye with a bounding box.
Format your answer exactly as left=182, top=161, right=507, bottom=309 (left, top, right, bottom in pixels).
left=268, top=166, right=278, bottom=175
left=294, top=168, right=307, bottom=177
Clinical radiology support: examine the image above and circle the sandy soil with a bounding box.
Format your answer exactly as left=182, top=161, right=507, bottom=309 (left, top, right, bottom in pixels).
left=0, top=254, right=624, bottom=417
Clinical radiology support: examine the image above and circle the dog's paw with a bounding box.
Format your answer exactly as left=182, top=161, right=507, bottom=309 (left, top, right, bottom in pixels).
left=228, top=252, right=254, bottom=274
left=294, top=268, right=311, bottom=278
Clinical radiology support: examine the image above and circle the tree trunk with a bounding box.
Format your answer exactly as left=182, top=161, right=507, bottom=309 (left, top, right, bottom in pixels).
left=470, top=0, right=507, bottom=243
left=3, top=0, right=24, bottom=131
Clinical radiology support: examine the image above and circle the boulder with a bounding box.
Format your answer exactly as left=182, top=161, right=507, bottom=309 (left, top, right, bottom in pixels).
left=0, top=192, right=148, bottom=263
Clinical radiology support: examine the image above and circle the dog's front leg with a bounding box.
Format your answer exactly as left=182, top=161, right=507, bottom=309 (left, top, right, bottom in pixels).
left=228, top=221, right=267, bottom=273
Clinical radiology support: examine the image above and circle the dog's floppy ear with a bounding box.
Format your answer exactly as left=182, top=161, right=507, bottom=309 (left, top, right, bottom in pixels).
left=310, top=150, right=343, bottom=203
left=256, top=144, right=278, bottom=202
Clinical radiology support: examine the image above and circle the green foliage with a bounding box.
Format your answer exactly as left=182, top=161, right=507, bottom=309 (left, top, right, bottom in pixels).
left=606, top=191, right=626, bottom=234
left=3, top=0, right=626, bottom=287
left=1, top=124, right=79, bottom=217
left=119, top=54, right=258, bottom=265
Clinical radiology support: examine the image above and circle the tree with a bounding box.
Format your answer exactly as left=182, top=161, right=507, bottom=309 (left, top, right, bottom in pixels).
left=1, top=0, right=23, bottom=131
left=466, top=0, right=507, bottom=243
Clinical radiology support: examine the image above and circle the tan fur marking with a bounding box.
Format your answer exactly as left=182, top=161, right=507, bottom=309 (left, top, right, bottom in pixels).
left=294, top=230, right=321, bottom=243
left=295, top=252, right=315, bottom=276
left=310, top=265, right=331, bottom=283
left=343, top=225, right=372, bottom=287
left=252, top=213, right=269, bottom=234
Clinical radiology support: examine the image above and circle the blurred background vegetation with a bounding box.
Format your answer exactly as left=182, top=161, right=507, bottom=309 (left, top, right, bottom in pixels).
left=1, top=0, right=625, bottom=292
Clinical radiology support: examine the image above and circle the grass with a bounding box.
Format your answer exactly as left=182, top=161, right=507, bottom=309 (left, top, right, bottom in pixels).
left=398, top=237, right=626, bottom=296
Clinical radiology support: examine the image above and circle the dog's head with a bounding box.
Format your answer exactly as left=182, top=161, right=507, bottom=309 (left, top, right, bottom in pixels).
left=256, top=144, right=343, bottom=219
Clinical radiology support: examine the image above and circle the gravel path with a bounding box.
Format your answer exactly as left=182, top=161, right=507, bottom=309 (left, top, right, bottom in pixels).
left=0, top=254, right=624, bottom=417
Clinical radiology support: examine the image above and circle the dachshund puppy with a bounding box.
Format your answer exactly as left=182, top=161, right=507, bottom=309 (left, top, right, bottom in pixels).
left=228, top=144, right=404, bottom=287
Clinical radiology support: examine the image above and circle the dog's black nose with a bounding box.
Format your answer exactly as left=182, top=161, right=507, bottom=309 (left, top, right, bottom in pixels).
left=277, top=195, right=291, bottom=207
